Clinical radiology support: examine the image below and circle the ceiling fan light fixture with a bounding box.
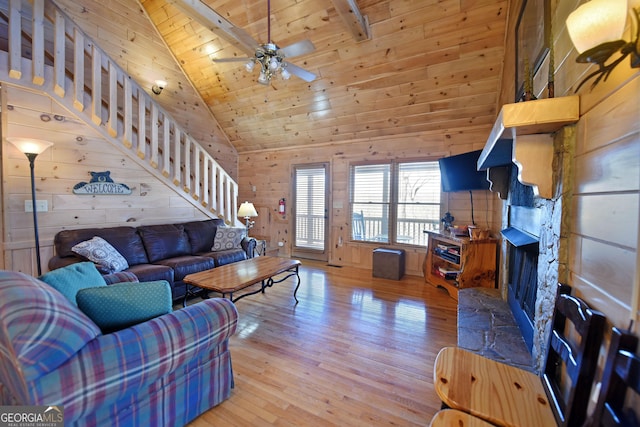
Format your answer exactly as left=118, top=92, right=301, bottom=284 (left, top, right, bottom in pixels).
left=213, top=1, right=317, bottom=85
left=269, top=56, right=280, bottom=70
left=258, top=70, right=270, bottom=85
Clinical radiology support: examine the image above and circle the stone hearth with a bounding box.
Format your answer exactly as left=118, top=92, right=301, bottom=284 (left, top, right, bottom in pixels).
left=458, top=288, right=534, bottom=371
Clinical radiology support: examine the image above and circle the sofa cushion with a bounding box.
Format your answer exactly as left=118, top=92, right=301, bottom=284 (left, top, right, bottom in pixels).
left=203, top=249, right=248, bottom=267
left=125, top=264, right=174, bottom=284
left=39, top=262, right=107, bottom=306
left=76, top=280, right=172, bottom=333
left=71, top=236, right=129, bottom=274
left=182, top=219, right=225, bottom=253
left=153, top=255, right=215, bottom=281
left=212, top=227, right=246, bottom=251
left=0, top=271, right=101, bottom=381
left=138, top=224, right=191, bottom=263
left=54, top=227, right=149, bottom=266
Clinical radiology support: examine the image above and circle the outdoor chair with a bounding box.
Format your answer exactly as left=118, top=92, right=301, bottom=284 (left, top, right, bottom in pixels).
left=352, top=210, right=366, bottom=240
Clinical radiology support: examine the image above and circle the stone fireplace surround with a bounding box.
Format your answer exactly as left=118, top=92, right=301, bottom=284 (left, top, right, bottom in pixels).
left=458, top=126, right=574, bottom=372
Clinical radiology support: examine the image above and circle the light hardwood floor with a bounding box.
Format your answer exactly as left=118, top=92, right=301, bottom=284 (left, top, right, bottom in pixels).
left=187, top=260, right=458, bottom=426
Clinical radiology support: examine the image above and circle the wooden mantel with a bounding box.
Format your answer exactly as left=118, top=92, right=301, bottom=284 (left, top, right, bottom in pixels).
left=478, top=96, right=580, bottom=199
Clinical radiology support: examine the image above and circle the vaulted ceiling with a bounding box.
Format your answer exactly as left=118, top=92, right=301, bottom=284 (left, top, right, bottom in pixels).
left=57, top=0, right=509, bottom=155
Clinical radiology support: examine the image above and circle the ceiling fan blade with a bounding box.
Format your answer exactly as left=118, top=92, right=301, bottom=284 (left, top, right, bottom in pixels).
left=279, top=39, right=315, bottom=58
left=170, top=0, right=258, bottom=56
left=284, top=62, right=317, bottom=82
left=212, top=57, right=252, bottom=63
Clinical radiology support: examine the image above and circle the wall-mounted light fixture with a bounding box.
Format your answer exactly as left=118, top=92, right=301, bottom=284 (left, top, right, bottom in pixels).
left=7, top=137, right=54, bottom=276
left=566, top=0, right=640, bottom=92
left=151, top=80, right=167, bottom=95
left=238, top=201, right=258, bottom=236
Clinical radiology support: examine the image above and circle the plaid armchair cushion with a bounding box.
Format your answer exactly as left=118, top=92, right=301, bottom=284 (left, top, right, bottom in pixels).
left=0, top=271, right=101, bottom=382
left=32, top=298, right=238, bottom=424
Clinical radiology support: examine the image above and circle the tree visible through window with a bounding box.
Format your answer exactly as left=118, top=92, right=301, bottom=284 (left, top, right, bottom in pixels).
left=350, top=161, right=441, bottom=246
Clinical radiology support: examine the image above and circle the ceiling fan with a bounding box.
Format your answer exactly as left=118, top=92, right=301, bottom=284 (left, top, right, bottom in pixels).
left=212, top=0, right=317, bottom=85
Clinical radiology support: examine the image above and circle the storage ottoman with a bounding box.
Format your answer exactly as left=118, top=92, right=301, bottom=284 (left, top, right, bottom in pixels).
left=372, top=248, right=405, bottom=280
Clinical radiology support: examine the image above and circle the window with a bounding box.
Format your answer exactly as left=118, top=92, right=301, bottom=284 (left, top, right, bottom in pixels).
left=350, top=160, right=441, bottom=246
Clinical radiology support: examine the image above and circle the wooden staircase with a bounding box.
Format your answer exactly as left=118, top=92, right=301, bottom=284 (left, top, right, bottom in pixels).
left=0, top=0, right=240, bottom=225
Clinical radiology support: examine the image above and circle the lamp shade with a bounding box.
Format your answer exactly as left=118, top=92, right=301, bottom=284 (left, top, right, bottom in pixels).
left=7, top=137, right=54, bottom=155
left=566, top=0, right=628, bottom=53
left=238, top=201, right=258, bottom=218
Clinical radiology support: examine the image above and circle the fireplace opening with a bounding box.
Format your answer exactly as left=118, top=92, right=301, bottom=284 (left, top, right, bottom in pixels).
left=501, top=166, right=540, bottom=354
left=507, top=241, right=538, bottom=352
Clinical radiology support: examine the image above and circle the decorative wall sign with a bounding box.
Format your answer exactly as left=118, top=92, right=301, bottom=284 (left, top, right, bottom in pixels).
left=515, top=0, right=550, bottom=102
left=73, top=171, right=132, bottom=195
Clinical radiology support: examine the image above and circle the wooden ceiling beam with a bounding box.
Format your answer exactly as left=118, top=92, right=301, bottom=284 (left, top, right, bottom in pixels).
left=330, top=0, right=370, bottom=41
left=167, top=0, right=257, bottom=56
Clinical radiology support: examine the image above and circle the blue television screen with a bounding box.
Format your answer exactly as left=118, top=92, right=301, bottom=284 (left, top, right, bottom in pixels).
left=438, top=150, right=490, bottom=192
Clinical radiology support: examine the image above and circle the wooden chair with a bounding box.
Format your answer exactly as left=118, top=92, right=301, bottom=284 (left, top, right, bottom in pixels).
left=430, top=327, right=638, bottom=427
left=429, top=409, right=496, bottom=426
left=587, top=327, right=640, bottom=427
left=433, top=284, right=606, bottom=427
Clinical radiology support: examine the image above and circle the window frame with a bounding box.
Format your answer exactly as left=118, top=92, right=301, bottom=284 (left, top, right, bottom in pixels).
left=349, top=158, right=444, bottom=246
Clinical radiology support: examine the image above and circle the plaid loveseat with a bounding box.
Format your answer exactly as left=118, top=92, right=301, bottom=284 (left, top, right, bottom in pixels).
left=0, top=270, right=238, bottom=426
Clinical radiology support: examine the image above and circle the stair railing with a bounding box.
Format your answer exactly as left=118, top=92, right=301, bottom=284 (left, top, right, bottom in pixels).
left=0, top=0, right=238, bottom=224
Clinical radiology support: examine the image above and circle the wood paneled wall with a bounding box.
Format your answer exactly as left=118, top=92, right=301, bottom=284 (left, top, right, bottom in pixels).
left=238, top=129, right=501, bottom=276
left=501, top=0, right=640, bottom=330
left=570, top=79, right=639, bottom=329
left=1, top=85, right=208, bottom=274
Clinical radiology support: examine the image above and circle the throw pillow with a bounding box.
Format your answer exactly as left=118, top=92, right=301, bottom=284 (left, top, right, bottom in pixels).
left=76, top=280, right=172, bottom=333
left=212, top=227, right=245, bottom=251
left=39, top=262, right=106, bottom=306
left=71, top=236, right=129, bottom=274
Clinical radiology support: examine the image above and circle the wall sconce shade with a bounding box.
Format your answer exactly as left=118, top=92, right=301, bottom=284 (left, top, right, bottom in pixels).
left=566, top=0, right=627, bottom=54
left=566, top=0, right=640, bottom=91
left=238, top=201, right=258, bottom=218
left=152, top=80, right=167, bottom=95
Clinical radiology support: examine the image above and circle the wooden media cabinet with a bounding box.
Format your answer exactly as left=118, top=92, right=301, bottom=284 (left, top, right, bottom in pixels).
left=423, top=231, right=497, bottom=300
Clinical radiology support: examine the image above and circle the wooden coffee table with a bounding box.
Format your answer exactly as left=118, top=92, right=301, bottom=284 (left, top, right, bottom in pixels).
left=183, top=256, right=301, bottom=304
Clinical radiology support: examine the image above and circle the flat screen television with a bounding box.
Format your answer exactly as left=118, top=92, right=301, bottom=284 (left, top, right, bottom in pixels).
left=439, top=150, right=490, bottom=192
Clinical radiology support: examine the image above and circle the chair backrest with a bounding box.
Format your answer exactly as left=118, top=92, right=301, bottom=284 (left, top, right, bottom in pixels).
left=0, top=271, right=101, bottom=404
left=590, top=327, right=640, bottom=427
left=352, top=210, right=365, bottom=240
left=542, top=284, right=606, bottom=427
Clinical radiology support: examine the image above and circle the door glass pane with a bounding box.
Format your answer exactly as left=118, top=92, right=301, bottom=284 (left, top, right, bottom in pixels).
left=295, top=167, right=326, bottom=250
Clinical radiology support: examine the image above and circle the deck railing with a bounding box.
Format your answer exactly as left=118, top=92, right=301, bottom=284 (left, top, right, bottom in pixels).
left=296, top=215, right=439, bottom=248
left=0, top=0, right=239, bottom=224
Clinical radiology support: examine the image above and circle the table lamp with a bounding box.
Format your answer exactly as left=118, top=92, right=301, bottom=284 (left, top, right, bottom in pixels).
left=238, top=201, right=258, bottom=236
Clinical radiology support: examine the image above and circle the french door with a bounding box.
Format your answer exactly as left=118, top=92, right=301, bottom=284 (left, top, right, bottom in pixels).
left=292, top=163, right=329, bottom=261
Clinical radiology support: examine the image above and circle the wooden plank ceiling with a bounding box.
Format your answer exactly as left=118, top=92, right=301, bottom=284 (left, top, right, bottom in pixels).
left=141, top=0, right=507, bottom=153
